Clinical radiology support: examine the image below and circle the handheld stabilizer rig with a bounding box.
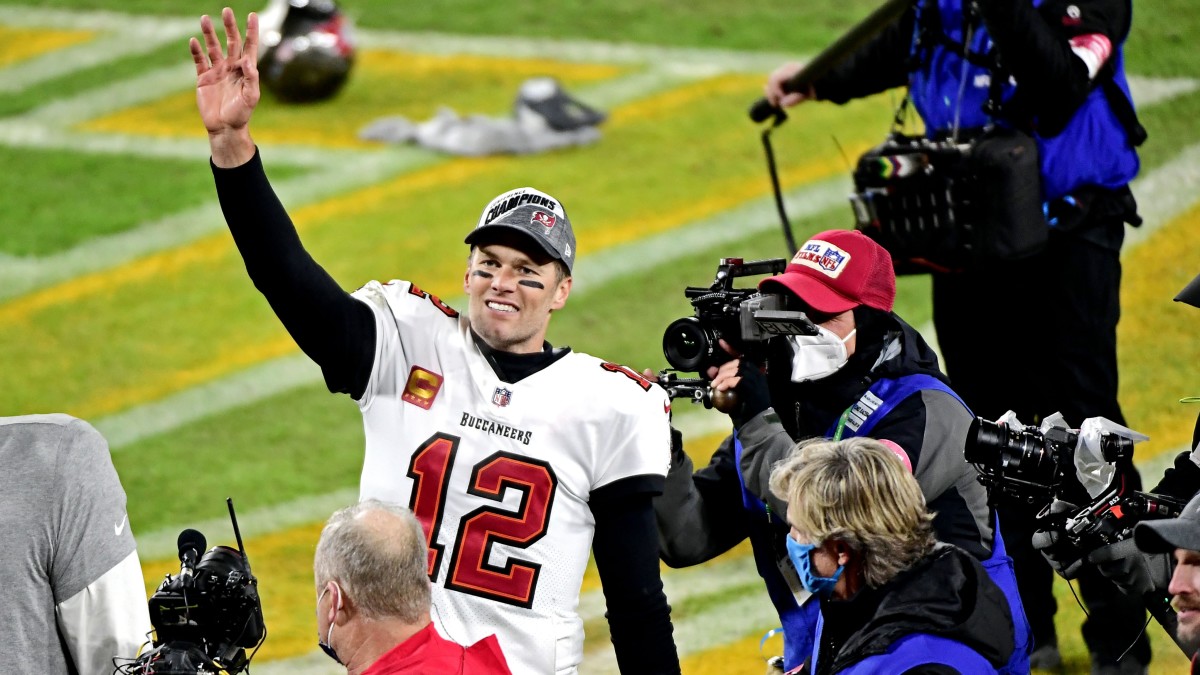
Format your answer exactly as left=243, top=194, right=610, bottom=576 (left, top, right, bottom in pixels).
left=964, top=416, right=1187, bottom=552
left=115, top=499, right=266, bottom=675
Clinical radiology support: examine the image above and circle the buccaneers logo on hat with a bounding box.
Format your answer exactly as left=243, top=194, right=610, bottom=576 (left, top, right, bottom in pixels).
left=531, top=211, right=556, bottom=229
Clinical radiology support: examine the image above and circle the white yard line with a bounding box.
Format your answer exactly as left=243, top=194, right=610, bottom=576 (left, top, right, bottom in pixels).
left=2, top=5, right=1195, bottom=306
left=0, top=6, right=194, bottom=93
left=0, top=149, right=428, bottom=301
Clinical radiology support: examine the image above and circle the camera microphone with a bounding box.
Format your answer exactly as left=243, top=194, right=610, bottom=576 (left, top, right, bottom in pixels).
left=177, top=528, right=207, bottom=576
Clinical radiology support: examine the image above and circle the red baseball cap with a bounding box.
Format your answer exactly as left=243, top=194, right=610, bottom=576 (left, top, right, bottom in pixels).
left=758, top=230, right=895, bottom=314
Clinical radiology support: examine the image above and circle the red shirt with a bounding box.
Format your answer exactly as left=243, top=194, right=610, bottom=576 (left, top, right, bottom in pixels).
left=361, top=623, right=511, bottom=675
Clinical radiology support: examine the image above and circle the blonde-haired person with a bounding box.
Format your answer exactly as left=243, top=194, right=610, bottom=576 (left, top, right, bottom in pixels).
left=769, top=437, right=1015, bottom=675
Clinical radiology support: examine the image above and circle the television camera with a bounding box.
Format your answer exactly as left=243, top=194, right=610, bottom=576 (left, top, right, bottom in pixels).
left=661, top=257, right=816, bottom=373
left=658, top=257, right=817, bottom=408
left=114, top=499, right=265, bottom=675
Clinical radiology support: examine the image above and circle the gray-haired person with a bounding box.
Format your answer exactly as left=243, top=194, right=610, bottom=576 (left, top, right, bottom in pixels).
left=313, top=499, right=511, bottom=674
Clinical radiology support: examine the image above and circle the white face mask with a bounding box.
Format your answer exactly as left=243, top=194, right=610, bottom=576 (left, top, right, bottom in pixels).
left=786, top=327, right=856, bottom=382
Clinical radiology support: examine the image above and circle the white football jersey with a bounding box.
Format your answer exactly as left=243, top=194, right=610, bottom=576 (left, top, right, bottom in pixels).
left=351, top=279, right=672, bottom=675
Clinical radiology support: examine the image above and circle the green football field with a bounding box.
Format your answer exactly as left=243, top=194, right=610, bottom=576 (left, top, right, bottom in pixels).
left=3, top=1, right=1199, bottom=672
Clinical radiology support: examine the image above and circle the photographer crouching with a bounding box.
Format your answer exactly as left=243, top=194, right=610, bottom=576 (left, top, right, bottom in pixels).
left=653, top=229, right=1030, bottom=673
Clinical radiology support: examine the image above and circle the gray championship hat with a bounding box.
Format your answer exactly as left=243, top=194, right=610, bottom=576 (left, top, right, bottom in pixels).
left=464, top=187, right=576, bottom=274
left=1135, top=491, right=1200, bottom=553
left=1176, top=272, right=1200, bottom=309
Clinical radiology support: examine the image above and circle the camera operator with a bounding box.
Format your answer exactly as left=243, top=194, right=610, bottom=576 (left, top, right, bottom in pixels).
left=654, top=229, right=1030, bottom=673
left=1031, top=272, right=1200, bottom=653
left=765, top=0, right=1147, bottom=669
left=1, top=414, right=152, bottom=675
left=768, top=436, right=1015, bottom=673
left=314, top=499, right=511, bottom=674
left=1134, top=491, right=1200, bottom=669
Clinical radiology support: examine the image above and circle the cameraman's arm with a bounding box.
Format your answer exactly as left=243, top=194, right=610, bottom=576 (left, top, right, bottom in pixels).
left=735, top=410, right=802, bottom=517
left=655, top=431, right=749, bottom=566
left=811, top=8, right=915, bottom=104
left=976, top=0, right=1129, bottom=125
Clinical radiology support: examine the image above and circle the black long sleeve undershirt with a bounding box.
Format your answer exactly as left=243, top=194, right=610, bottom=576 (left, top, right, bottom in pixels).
left=591, top=489, right=682, bottom=675
left=213, top=149, right=377, bottom=398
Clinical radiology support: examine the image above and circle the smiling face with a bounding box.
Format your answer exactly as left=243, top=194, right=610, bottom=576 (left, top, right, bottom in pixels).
left=1171, top=548, right=1200, bottom=649
left=463, top=239, right=571, bottom=354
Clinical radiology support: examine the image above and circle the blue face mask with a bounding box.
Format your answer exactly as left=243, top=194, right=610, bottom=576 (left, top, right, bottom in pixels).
left=786, top=536, right=844, bottom=597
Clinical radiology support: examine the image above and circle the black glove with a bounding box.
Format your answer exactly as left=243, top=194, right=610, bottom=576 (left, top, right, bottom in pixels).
left=1086, top=538, right=1174, bottom=597
left=731, top=359, right=772, bottom=428
left=1031, top=500, right=1086, bottom=579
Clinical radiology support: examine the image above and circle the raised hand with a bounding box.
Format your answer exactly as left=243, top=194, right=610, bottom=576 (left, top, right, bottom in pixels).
left=190, top=8, right=259, bottom=166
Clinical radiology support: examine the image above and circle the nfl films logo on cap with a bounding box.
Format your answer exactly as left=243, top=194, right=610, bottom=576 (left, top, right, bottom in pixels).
left=793, top=239, right=850, bottom=277
left=492, top=387, right=512, bottom=407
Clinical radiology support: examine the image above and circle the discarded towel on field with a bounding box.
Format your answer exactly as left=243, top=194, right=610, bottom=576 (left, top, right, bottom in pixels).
left=359, top=77, right=606, bottom=156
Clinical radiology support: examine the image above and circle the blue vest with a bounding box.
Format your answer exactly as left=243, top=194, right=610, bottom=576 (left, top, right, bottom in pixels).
left=821, top=633, right=999, bottom=675
left=735, top=374, right=1032, bottom=673
left=908, top=0, right=1140, bottom=201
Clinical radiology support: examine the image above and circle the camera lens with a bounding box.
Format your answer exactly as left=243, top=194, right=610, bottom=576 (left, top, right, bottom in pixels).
left=663, top=317, right=715, bottom=372
left=964, top=417, right=1006, bottom=464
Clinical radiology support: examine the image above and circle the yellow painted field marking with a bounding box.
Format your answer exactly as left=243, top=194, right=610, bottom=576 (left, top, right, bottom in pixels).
left=2, top=72, right=865, bottom=420
left=682, top=633, right=782, bottom=674
left=1118, top=201, right=1200, bottom=457
left=0, top=26, right=95, bottom=67
left=79, top=50, right=625, bottom=147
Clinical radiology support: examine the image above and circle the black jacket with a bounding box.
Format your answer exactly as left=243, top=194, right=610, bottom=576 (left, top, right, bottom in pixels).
left=817, top=543, right=1016, bottom=674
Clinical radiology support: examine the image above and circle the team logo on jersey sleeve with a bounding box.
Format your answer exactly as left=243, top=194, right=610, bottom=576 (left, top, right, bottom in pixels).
left=492, top=387, right=513, bottom=407
left=403, top=366, right=443, bottom=410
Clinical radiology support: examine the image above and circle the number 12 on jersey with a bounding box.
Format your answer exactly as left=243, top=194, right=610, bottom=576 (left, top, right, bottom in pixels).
left=407, top=432, right=559, bottom=608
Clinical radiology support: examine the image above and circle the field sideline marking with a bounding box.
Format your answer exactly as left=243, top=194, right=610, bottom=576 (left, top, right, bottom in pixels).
left=0, top=6, right=194, bottom=92
left=1, top=5, right=1193, bottom=301
left=97, top=139, right=1200, bottom=463
left=6, top=2, right=1188, bottom=539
